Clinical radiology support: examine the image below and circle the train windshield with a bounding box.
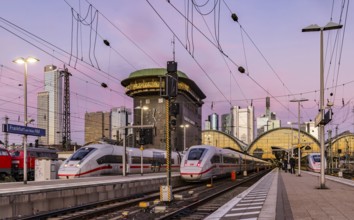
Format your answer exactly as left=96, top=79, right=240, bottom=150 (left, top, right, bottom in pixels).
left=312, top=155, right=321, bottom=163
left=0, top=149, right=9, bottom=156
left=11, top=151, right=21, bottom=157
left=187, top=148, right=208, bottom=160
left=70, top=147, right=95, bottom=161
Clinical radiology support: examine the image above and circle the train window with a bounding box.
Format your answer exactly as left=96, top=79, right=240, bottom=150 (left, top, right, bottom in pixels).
left=11, top=151, right=21, bottom=157
left=0, top=150, right=8, bottom=156
left=132, top=156, right=141, bottom=164
left=70, top=148, right=95, bottom=161
left=223, top=157, right=238, bottom=164
left=243, top=159, right=250, bottom=164
left=187, top=148, right=207, bottom=160
left=152, top=158, right=166, bottom=165
left=97, top=155, right=122, bottom=164
left=39, top=152, right=48, bottom=157
left=30, top=152, right=38, bottom=157
left=312, top=155, right=321, bottom=163
left=211, top=155, right=221, bottom=164
left=143, top=157, right=153, bottom=164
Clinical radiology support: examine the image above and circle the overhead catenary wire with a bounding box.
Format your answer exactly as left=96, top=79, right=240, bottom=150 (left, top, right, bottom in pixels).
left=146, top=0, right=231, bottom=105
left=331, top=0, right=349, bottom=106
left=0, top=23, right=128, bottom=98
left=2, top=1, right=353, bottom=144
left=84, top=0, right=162, bottom=68
left=199, top=14, right=249, bottom=106
left=161, top=1, right=297, bottom=117
left=0, top=17, right=123, bottom=84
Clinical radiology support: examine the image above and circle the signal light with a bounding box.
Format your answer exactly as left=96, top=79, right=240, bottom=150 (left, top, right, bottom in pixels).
left=167, top=61, right=177, bottom=73
left=170, top=118, right=177, bottom=127
left=170, top=103, right=179, bottom=116
left=139, top=128, right=153, bottom=145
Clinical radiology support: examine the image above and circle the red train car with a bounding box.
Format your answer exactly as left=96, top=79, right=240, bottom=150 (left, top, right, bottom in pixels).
left=11, top=147, right=58, bottom=181
left=0, top=147, right=12, bottom=180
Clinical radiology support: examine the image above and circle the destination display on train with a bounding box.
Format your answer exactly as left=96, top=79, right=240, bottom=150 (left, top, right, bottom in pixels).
left=2, top=124, right=46, bottom=136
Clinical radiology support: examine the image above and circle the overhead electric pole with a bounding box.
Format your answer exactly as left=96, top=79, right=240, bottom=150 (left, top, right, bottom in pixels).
left=61, top=68, right=72, bottom=151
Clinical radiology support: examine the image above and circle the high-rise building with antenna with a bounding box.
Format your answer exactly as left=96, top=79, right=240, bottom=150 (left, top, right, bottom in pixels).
left=37, top=65, right=62, bottom=145
left=231, top=105, right=254, bottom=144
left=111, top=107, right=132, bottom=142
left=256, top=97, right=280, bottom=137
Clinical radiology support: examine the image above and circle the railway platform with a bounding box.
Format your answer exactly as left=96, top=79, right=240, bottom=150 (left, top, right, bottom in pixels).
left=0, top=172, right=182, bottom=219
left=207, top=169, right=354, bottom=220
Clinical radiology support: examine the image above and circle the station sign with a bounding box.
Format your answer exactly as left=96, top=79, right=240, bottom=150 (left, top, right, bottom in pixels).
left=2, top=124, right=46, bottom=136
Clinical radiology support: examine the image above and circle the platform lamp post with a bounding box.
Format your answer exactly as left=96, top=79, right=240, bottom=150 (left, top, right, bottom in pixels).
left=287, top=121, right=299, bottom=158
left=302, top=22, right=342, bottom=188
left=13, top=56, right=39, bottom=184
left=180, top=124, right=189, bottom=152
left=136, top=101, right=148, bottom=176
left=290, top=98, right=308, bottom=177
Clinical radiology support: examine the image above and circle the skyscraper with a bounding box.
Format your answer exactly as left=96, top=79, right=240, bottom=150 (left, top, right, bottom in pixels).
left=231, top=106, right=254, bottom=144
left=256, top=97, right=281, bottom=136
left=221, top=113, right=231, bottom=135
left=208, top=113, right=219, bottom=130
left=85, top=111, right=111, bottom=143
left=111, top=107, right=131, bottom=141
left=37, top=65, right=62, bottom=145
left=37, top=92, right=49, bottom=145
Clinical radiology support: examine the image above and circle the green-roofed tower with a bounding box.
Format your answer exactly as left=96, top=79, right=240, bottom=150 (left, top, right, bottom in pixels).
left=121, top=68, right=206, bottom=151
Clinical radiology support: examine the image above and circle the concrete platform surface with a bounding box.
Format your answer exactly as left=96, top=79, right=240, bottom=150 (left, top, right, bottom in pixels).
left=279, top=170, right=354, bottom=220
left=207, top=169, right=354, bottom=220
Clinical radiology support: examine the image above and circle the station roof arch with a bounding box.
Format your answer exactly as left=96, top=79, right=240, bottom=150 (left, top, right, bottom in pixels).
left=328, top=132, right=354, bottom=159
left=248, top=127, right=320, bottom=161
left=201, top=130, right=246, bottom=152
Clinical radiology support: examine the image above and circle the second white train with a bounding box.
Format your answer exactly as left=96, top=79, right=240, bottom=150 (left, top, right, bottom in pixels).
left=301, top=153, right=326, bottom=172
left=180, top=145, right=270, bottom=182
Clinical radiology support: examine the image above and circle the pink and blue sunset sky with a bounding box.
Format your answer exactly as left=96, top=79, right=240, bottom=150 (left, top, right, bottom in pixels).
left=1, top=0, right=353, bottom=145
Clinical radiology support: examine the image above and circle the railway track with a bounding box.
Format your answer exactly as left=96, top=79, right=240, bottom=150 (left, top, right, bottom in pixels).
left=17, top=183, right=197, bottom=220
left=155, top=170, right=267, bottom=220
left=17, top=170, right=269, bottom=220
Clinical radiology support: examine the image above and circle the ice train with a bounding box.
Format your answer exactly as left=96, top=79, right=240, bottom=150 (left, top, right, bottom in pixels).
left=58, top=141, right=182, bottom=179
left=180, top=145, right=271, bottom=182
left=301, top=153, right=326, bottom=173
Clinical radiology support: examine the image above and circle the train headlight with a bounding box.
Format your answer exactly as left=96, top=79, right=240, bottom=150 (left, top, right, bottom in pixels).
left=64, top=164, right=68, bottom=167
left=76, top=164, right=80, bottom=168
left=197, top=160, right=201, bottom=167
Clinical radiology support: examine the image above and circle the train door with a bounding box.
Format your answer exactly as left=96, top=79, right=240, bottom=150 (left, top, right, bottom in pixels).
left=126, top=151, right=131, bottom=173
left=237, top=155, right=242, bottom=173
left=210, top=154, right=221, bottom=176
left=28, top=151, right=38, bottom=180
left=152, top=152, right=164, bottom=172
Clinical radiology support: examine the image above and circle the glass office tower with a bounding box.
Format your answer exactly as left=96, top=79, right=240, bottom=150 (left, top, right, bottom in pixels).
left=37, top=65, right=62, bottom=145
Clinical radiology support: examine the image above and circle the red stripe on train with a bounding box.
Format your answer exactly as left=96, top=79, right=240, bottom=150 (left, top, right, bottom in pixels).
left=58, top=165, right=112, bottom=177
left=180, top=165, right=215, bottom=176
